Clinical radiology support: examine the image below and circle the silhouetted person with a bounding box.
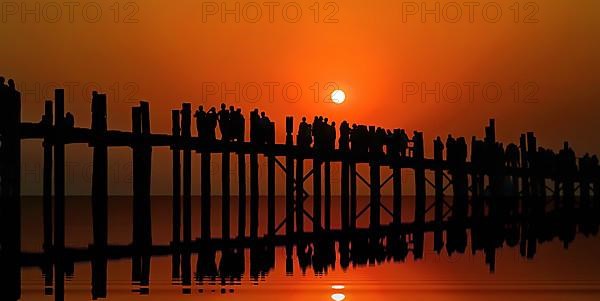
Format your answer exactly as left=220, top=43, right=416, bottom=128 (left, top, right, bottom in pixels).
left=218, top=103, right=230, bottom=141
left=339, top=121, right=350, bottom=150
left=65, top=112, right=75, bottom=128
left=297, top=117, right=312, bottom=149
left=207, top=107, right=218, bottom=141
left=194, top=106, right=206, bottom=139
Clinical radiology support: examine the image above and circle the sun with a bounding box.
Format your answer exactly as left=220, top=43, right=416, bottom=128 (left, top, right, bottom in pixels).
left=331, top=89, right=346, bottom=104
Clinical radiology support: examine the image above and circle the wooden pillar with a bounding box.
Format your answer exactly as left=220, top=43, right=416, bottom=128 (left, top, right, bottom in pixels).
left=296, top=157, right=304, bottom=234
left=0, top=79, right=22, bottom=300
left=181, top=104, right=192, bottom=244
left=250, top=152, right=259, bottom=238
left=172, top=110, right=181, bottom=245
left=285, top=117, right=295, bottom=236
left=201, top=152, right=211, bottom=240
left=369, top=162, right=381, bottom=229
left=132, top=106, right=142, bottom=247
left=313, top=159, right=322, bottom=232
left=267, top=155, right=276, bottom=236
left=392, top=167, right=402, bottom=225
left=42, top=100, right=53, bottom=250
left=91, top=92, right=108, bottom=248
left=413, top=132, right=425, bottom=260
left=434, top=140, right=444, bottom=252
left=237, top=153, right=246, bottom=238
left=222, top=151, right=231, bottom=239
left=54, top=88, right=65, bottom=300
left=350, top=163, right=357, bottom=230
left=140, top=102, right=153, bottom=247
left=341, top=160, right=350, bottom=231
left=324, top=161, right=331, bottom=231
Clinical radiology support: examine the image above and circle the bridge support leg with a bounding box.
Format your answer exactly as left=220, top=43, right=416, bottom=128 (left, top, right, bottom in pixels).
left=313, top=159, right=322, bottom=232
left=268, top=155, right=276, bottom=236
left=54, top=89, right=66, bottom=301
left=392, top=167, right=402, bottom=226
left=250, top=152, right=259, bottom=238
left=350, top=163, right=357, bottom=230
left=222, top=152, right=231, bottom=240
left=324, top=161, right=331, bottom=231
left=171, top=110, right=181, bottom=246
left=181, top=104, right=192, bottom=245
left=42, top=101, right=53, bottom=251
left=201, top=152, right=212, bottom=240
left=296, top=158, right=304, bottom=234
left=92, top=93, right=109, bottom=250
left=238, top=153, right=246, bottom=238
left=341, top=161, right=350, bottom=231
left=370, top=162, right=381, bottom=229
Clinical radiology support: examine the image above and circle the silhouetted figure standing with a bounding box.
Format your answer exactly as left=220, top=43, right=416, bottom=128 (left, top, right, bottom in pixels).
left=218, top=103, right=230, bottom=142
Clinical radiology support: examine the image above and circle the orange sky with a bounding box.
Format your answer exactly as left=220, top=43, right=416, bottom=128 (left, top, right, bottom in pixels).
left=2, top=0, right=599, bottom=195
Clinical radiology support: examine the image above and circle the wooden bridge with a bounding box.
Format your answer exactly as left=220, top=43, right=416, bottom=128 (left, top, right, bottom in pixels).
left=1, top=83, right=600, bottom=300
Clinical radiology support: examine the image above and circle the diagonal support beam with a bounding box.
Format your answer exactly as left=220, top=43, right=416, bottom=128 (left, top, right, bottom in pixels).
left=356, top=171, right=370, bottom=187
left=380, top=174, right=393, bottom=189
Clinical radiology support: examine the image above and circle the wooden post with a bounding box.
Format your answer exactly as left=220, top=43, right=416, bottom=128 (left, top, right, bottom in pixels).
left=296, top=156, right=304, bottom=234
left=434, top=140, right=444, bottom=252
left=222, top=151, right=231, bottom=239
left=341, top=160, right=350, bottom=231
left=324, top=161, right=331, bottom=231
left=350, top=163, right=357, bottom=230
left=413, top=132, right=425, bottom=259
left=42, top=100, right=53, bottom=251
left=201, top=152, right=211, bottom=240
left=0, top=79, right=22, bottom=300
left=369, top=162, right=381, bottom=229
left=250, top=152, right=259, bottom=238
left=267, top=155, right=276, bottom=236
left=172, top=110, right=181, bottom=245
left=392, top=167, right=402, bottom=225
left=313, top=159, right=322, bottom=232
left=181, top=104, right=192, bottom=244
left=140, top=102, right=153, bottom=247
left=132, top=106, right=142, bottom=247
left=285, top=117, right=295, bottom=236
left=54, top=88, right=65, bottom=300
left=91, top=92, right=108, bottom=248
left=238, top=153, right=246, bottom=238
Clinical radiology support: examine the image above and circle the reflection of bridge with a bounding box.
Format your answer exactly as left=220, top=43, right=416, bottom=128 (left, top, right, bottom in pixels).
left=1, top=81, right=600, bottom=300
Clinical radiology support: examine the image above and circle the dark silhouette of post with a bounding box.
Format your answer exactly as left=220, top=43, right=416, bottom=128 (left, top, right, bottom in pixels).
left=222, top=151, right=231, bottom=239
left=392, top=167, right=402, bottom=226
left=181, top=104, right=192, bottom=244
left=250, top=152, right=259, bottom=238
left=340, top=160, right=350, bottom=231
left=324, top=161, right=331, bottom=231
left=238, top=152, right=246, bottom=238
left=132, top=102, right=152, bottom=249
left=369, top=161, right=381, bottom=229
left=267, top=154, right=276, bottom=235
left=172, top=110, right=181, bottom=245
left=54, top=89, right=66, bottom=301
left=413, top=132, right=426, bottom=259
left=0, top=78, right=22, bottom=300
left=434, top=140, right=444, bottom=252
left=42, top=100, right=53, bottom=251
left=313, top=159, right=322, bottom=232
left=296, top=155, right=305, bottom=234
left=350, top=163, right=357, bottom=229
left=201, top=152, right=211, bottom=240
left=285, top=117, right=295, bottom=236
left=91, top=92, right=108, bottom=249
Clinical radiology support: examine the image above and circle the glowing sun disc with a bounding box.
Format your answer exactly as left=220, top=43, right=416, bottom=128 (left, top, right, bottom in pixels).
left=331, top=89, right=346, bottom=104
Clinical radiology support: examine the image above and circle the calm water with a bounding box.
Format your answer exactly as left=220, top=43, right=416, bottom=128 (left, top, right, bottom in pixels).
left=19, top=196, right=600, bottom=301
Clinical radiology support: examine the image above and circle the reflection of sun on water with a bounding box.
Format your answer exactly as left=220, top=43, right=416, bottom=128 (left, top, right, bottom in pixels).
left=331, top=284, right=346, bottom=301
